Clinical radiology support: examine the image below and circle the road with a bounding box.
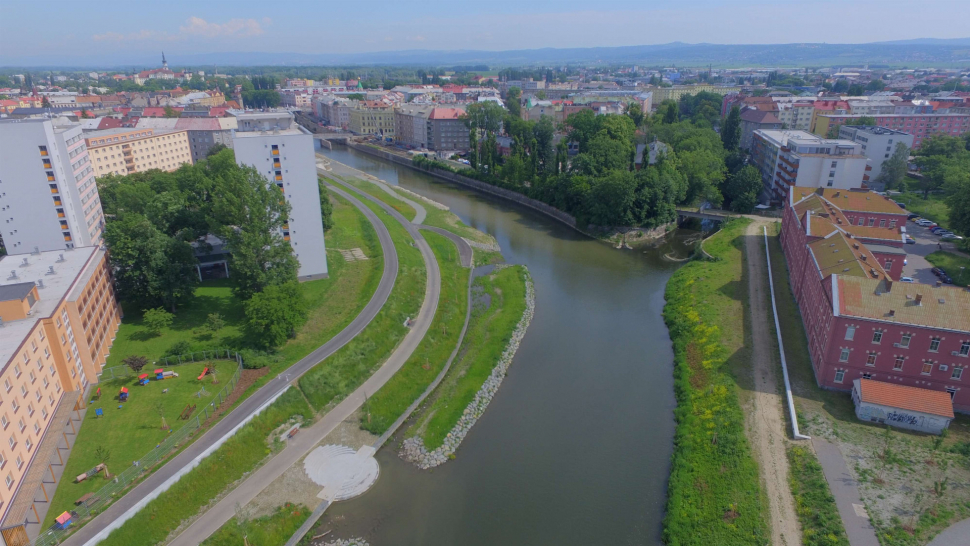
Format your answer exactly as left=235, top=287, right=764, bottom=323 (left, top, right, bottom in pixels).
left=812, top=438, right=880, bottom=546
left=901, top=219, right=962, bottom=284
left=744, top=220, right=802, bottom=546
left=165, top=175, right=443, bottom=545
left=67, top=178, right=401, bottom=546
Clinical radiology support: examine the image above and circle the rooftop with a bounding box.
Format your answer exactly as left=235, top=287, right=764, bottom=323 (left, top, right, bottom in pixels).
left=793, top=187, right=907, bottom=216
left=855, top=378, right=954, bottom=419
left=809, top=232, right=887, bottom=280
left=841, top=125, right=912, bottom=136
left=836, top=275, right=970, bottom=333
left=0, top=247, right=100, bottom=366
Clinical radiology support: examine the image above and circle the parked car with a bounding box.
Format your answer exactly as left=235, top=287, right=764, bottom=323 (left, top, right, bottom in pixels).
left=932, top=267, right=944, bottom=277
left=908, top=213, right=921, bottom=220
left=897, top=203, right=907, bottom=209
left=905, top=236, right=917, bottom=244
left=900, top=276, right=916, bottom=283
left=915, top=219, right=934, bottom=226
left=942, top=233, right=965, bottom=241
left=943, top=276, right=954, bottom=284
left=931, top=227, right=948, bottom=234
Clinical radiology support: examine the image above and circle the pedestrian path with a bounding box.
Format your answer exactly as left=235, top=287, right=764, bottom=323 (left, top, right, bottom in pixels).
left=926, top=516, right=970, bottom=546
left=812, top=438, right=881, bottom=546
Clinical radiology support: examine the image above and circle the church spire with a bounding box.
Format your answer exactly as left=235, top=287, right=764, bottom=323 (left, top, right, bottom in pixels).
left=162, top=51, right=168, bottom=69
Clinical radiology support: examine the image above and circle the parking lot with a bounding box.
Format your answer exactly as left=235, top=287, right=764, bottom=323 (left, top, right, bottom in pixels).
left=901, top=218, right=964, bottom=284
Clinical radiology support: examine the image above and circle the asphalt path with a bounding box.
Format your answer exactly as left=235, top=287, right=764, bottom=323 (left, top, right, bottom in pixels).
left=420, top=225, right=473, bottom=267
left=67, top=179, right=399, bottom=546
left=166, top=175, right=443, bottom=545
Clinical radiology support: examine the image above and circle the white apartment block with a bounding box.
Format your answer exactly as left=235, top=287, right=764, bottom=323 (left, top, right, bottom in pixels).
left=232, top=112, right=328, bottom=280
left=837, top=126, right=915, bottom=190
left=751, top=129, right=870, bottom=202
left=0, top=118, right=104, bottom=255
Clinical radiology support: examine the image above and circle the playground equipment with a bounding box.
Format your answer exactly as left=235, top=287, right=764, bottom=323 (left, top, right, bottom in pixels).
left=197, top=367, right=210, bottom=380
left=94, top=408, right=103, bottom=418
left=55, top=512, right=73, bottom=530
left=155, top=368, right=164, bottom=380
left=74, top=463, right=106, bottom=483
left=119, top=387, right=128, bottom=402
left=138, top=373, right=150, bottom=386
left=178, top=404, right=196, bottom=420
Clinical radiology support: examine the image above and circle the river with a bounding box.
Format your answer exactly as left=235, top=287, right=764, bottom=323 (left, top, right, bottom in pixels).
left=317, top=146, right=686, bottom=545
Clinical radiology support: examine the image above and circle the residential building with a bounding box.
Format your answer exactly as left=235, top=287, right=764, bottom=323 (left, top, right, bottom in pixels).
left=137, top=117, right=237, bottom=163
left=231, top=112, right=328, bottom=280
left=0, top=247, right=122, bottom=541
left=814, top=114, right=970, bottom=148
left=775, top=102, right=815, bottom=132
left=780, top=186, right=970, bottom=416
left=837, top=126, right=915, bottom=190
left=394, top=105, right=433, bottom=149
left=0, top=118, right=103, bottom=254
left=427, top=108, right=469, bottom=152
left=751, top=130, right=870, bottom=202
left=649, top=84, right=743, bottom=105
left=739, top=109, right=782, bottom=150
left=85, top=128, right=192, bottom=177
left=348, top=102, right=395, bottom=138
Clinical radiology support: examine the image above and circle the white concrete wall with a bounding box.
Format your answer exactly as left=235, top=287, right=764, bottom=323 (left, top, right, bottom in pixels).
left=795, top=155, right=868, bottom=191
left=232, top=130, right=328, bottom=279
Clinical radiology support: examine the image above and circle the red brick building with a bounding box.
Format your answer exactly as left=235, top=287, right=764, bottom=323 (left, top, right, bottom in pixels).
left=781, top=187, right=970, bottom=413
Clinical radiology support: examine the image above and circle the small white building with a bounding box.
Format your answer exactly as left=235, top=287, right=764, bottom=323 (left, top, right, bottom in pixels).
left=837, top=126, right=915, bottom=190
left=852, top=378, right=954, bottom=435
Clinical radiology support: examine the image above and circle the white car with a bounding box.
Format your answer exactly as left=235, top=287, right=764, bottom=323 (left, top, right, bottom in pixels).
left=900, top=276, right=915, bottom=283
left=916, top=219, right=934, bottom=226
left=941, top=233, right=964, bottom=241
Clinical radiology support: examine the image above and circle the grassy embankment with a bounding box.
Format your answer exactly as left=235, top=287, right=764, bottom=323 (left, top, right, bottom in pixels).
left=43, top=361, right=237, bottom=528
left=788, top=446, right=850, bottom=546
left=925, top=251, right=970, bottom=287
left=766, top=223, right=970, bottom=546
left=893, top=192, right=950, bottom=228
left=407, top=265, right=528, bottom=450
left=200, top=504, right=311, bottom=546
left=340, top=177, right=417, bottom=222
left=661, top=218, right=770, bottom=546
left=95, top=185, right=423, bottom=545
left=360, top=230, right=469, bottom=434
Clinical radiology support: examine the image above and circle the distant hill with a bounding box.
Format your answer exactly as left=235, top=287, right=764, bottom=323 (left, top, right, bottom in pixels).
left=3, top=40, right=970, bottom=69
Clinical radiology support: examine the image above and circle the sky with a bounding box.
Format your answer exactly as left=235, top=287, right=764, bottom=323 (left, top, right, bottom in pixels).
left=1, top=0, right=968, bottom=65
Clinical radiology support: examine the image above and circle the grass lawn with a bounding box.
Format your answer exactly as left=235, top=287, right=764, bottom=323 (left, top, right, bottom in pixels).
left=893, top=192, right=950, bottom=229
left=925, top=251, right=970, bottom=287
left=408, top=265, right=527, bottom=450
left=661, top=218, right=770, bottom=546
left=201, top=503, right=311, bottom=546
left=422, top=205, right=499, bottom=247
left=767, top=224, right=970, bottom=546
left=360, top=230, right=469, bottom=434
left=298, top=185, right=426, bottom=410
left=339, top=176, right=417, bottom=221
left=42, top=360, right=238, bottom=528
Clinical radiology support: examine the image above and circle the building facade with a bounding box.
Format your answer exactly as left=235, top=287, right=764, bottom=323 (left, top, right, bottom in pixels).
left=348, top=102, right=395, bottom=138
left=780, top=187, right=970, bottom=414
left=426, top=108, right=469, bottom=152
left=837, top=126, right=915, bottom=190
left=0, top=247, right=121, bottom=541
left=393, top=105, right=432, bottom=149
left=85, top=128, right=192, bottom=177
left=751, top=129, right=870, bottom=202
left=0, top=119, right=104, bottom=255
left=815, top=114, right=970, bottom=148
left=232, top=112, right=328, bottom=280
left=739, top=109, right=782, bottom=150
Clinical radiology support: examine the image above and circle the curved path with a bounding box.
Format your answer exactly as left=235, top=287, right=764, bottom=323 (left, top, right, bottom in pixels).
left=68, top=181, right=401, bottom=546
left=420, top=225, right=473, bottom=268
left=927, top=517, right=970, bottom=546
left=321, top=154, right=428, bottom=225
left=165, top=176, right=442, bottom=545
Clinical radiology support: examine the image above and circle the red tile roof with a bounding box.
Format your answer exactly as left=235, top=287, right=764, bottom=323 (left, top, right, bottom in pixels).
left=856, top=378, right=954, bottom=418
left=428, top=107, right=465, bottom=120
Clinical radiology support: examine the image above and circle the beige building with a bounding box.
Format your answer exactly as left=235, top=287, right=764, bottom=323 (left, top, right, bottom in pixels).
left=0, top=247, right=121, bottom=543
left=349, top=102, right=395, bottom=137
left=650, top=84, right=743, bottom=104
left=85, top=128, right=192, bottom=177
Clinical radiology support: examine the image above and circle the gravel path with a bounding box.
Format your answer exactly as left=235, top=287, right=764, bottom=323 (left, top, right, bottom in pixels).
left=744, top=220, right=802, bottom=546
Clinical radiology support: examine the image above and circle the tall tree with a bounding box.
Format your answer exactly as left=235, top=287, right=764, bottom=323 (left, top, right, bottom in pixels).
left=874, top=143, right=909, bottom=191
left=721, top=106, right=742, bottom=152
left=245, top=281, right=309, bottom=348
left=505, top=86, right=522, bottom=118
left=723, top=165, right=763, bottom=213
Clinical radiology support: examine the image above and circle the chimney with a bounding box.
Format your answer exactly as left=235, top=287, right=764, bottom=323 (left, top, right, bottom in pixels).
left=8, top=270, right=17, bottom=280
left=56, top=253, right=65, bottom=262
left=861, top=254, right=867, bottom=261
left=889, top=309, right=896, bottom=317
left=46, top=266, right=55, bottom=275
left=20, top=257, right=29, bottom=267
left=36, top=279, right=45, bottom=289
left=884, top=279, right=893, bottom=292
left=31, top=246, right=40, bottom=255
left=915, top=293, right=923, bottom=306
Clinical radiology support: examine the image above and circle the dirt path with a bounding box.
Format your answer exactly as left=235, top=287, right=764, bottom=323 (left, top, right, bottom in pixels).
left=743, top=221, right=801, bottom=546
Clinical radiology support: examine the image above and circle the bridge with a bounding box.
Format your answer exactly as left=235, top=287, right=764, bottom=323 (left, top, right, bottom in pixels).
left=676, top=208, right=737, bottom=222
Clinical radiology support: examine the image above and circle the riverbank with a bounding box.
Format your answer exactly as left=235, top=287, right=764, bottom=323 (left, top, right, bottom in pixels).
left=661, top=218, right=771, bottom=545
left=400, top=265, right=533, bottom=468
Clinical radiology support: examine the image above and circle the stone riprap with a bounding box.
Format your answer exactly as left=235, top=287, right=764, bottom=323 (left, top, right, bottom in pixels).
left=463, top=238, right=501, bottom=253
left=389, top=184, right=450, bottom=211
left=320, top=539, right=369, bottom=546
left=400, top=269, right=535, bottom=469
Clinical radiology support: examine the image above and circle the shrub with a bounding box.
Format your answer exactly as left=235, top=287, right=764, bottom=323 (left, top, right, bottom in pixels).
left=166, top=340, right=192, bottom=357
left=204, top=313, right=225, bottom=332
left=123, top=355, right=148, bottom=373
left=143, top=307, right=174, bottom=336
left=237, top=349, right=280, bottom=370
left=244, top=281, right=308, bottom=349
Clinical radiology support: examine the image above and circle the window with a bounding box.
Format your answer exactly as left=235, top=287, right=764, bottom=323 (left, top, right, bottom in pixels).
left=858, top=218, right=865, bottom=226
left=879, top=219, right=886, bottom=228
left=25, top=438, right=31, bottom=451
left=952, top=367, right=963, bottom=380
left=900, top=334, right=912, bottom=349
left=7, top=436, right=13, bottom=450
left=894, top=356, right=905, bottom=371
left=845, top=326, right=856, bottom=341
left=32, top=423, right=39, bottom=435
left=863, top=372, right=873, bottom=380
left=868, top=218, right=876, bottom=227
left=922, top=361, right=934, bottom=375
left=0, top=452, right=5, bottom=469
left=14, top=456, right=22, bottom=470
left=0, top=416, right=6, bottom=429
left=930, top=338, right=941, bottom=352
left=5, top=474, right=11, bottom=488
left=840, top=348, right=850, bottom=362
left=961, top=341, right=970, bottom=356
left=17, top=420, right=24, bottom=433
left=834, top=370, right=845, bottom=383
left=3, top=381, right=9, bottom=394
left=866, top=354, right=877, bottom=367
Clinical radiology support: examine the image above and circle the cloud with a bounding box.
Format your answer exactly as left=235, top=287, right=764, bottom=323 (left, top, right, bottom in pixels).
left=179, top=17, right=265, bottom=37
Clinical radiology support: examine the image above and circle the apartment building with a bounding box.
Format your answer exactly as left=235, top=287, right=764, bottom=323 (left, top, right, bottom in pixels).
left=815, top=114, right=970, bottom=148
left=427, top=108, right=470, bottom=152
left=837, top=126, right=915, bottom=190
left=739, top=109, right=782, bottom=150
left=649, top=84, right=742, bottom=104
left=231, top=112, right=328, bottom=280
left=751, top=130, right=870, bottom=202
left=136, top=117, right=237, bottom=163
left=0, top=119, right=104, bottom=255
left=85, top=128, right=192, bottom=177
left=394, top=105, right=433, bottom=149
left=0, top=247, right=121, bottom=542
left=312, top=96, right=356, bottom=128
left=780, top=187, right=969, bottom=418
left=348, top=102, right=395, bottom=138
left=776, top=102, right=815, bottom=132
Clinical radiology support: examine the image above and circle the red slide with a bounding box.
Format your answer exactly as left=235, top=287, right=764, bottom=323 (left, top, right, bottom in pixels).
left=197, top=367, right=209, bottom=380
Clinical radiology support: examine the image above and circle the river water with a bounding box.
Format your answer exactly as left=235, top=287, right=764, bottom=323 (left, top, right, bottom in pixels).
left=317, top=146, right=686, bottom=545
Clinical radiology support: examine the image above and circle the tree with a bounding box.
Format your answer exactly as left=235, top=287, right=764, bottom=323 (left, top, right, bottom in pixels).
left=163, top=106, right=180, bottom=118
left=95, top=446, right=111, bottom=479
left=723, top=165, right=763, bottom=213
left=143, top=308, right=174, bottom=336
left=866, top=79, right=886, bottom=92
left=535, top=90, right=547, bottom=100
left=721, top=106, right=742, bottom=152
left=832, top=79, right=849, bottom=93
left=241, top=89, right=281, bottom=109
left=156, top=402, right=169, bottom=431
left=244, top=281, right=309, bottom=348
left=626, top=102, right=644, bottom=127
left=205, top=312, right=225, bottom=332
left=41, top=96, right=51, bottom=108
left=123, top=355, right=148, bottom=373
left=205, top=143, right=228, bottom=158
left=855, top=116, right=877, bottom=127
left=848, top=84, right=866, bottom=96
left=874, top=142, right=909, bottom=191
left=505, top=86, right=521, bottom=118
left=319, top=180, right=334, bottom=231
left=662, top=101, right=678, bottom=124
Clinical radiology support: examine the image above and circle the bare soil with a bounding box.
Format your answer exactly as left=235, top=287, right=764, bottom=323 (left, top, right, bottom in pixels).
left=744, top=221, right=802, bottom=546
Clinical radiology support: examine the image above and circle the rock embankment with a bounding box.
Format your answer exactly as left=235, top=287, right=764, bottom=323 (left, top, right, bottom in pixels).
left=319, top=539, right=369, bottom=546
left=462, top=238, right=501, bottom=253
left=400, top=269, right=535, bottom=469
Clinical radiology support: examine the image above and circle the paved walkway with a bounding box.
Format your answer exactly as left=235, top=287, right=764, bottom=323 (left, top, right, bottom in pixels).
left=319, top=154, right=428, bottom=225
left=68, top=177, right=400, bottom=546
left=165, top=177, right=442, bottom=546
left=812, top=438, right=881, bottom=546
left=927, top=516, right=970, bottom=545
left=26, top=408, right=86, bottom=540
